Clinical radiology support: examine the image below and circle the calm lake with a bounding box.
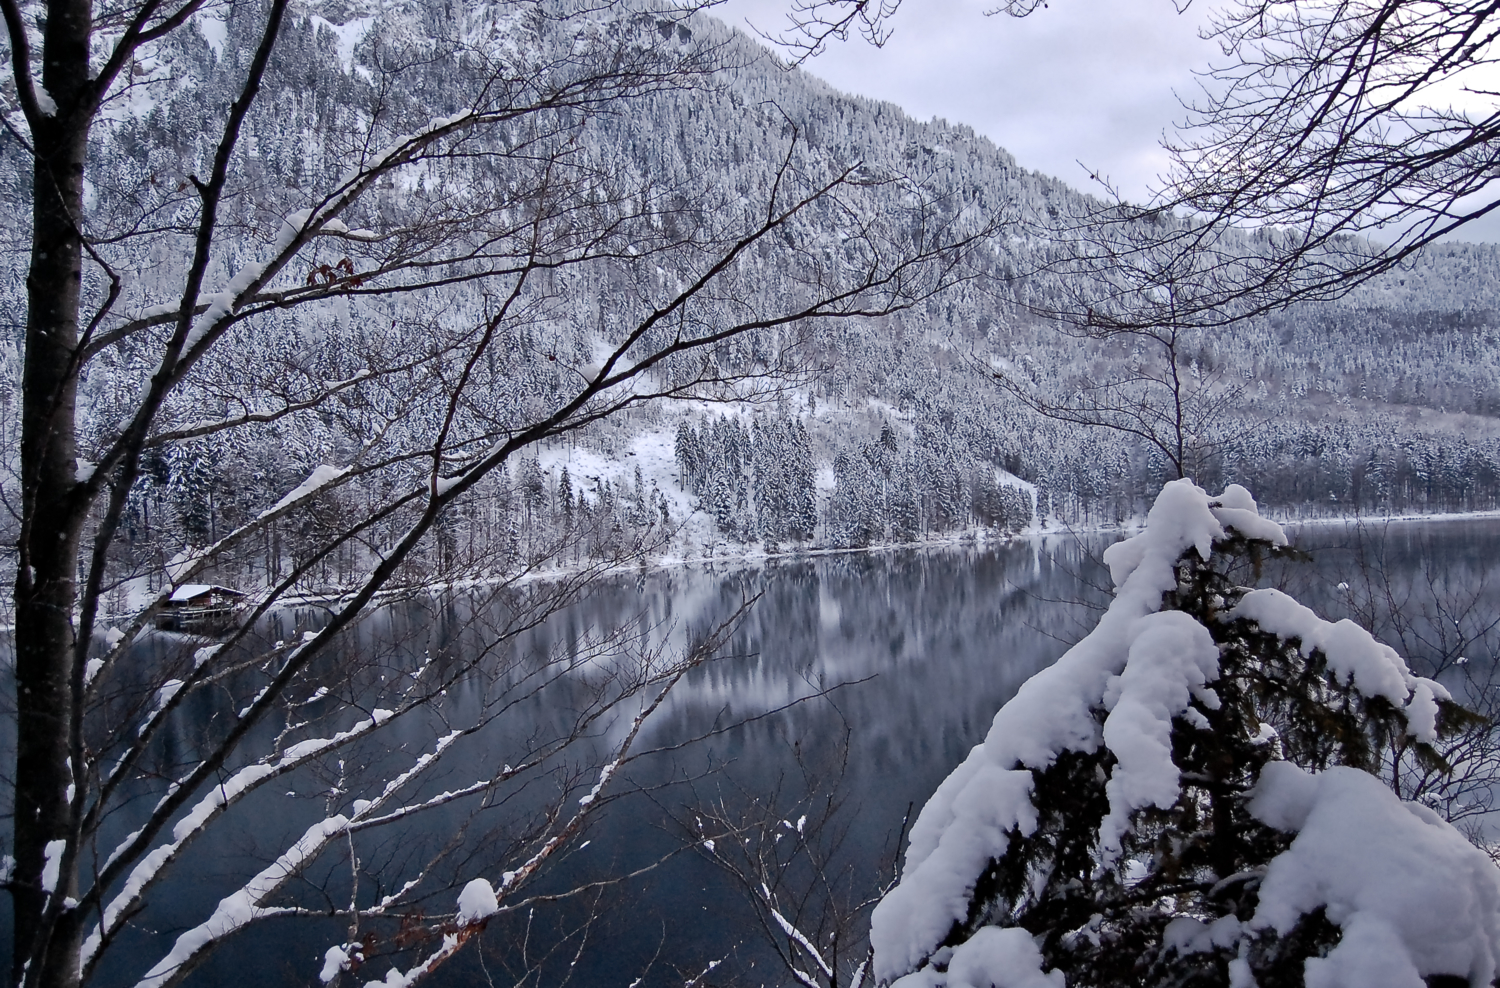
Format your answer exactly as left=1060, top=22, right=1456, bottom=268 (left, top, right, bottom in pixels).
left=11, top=516, right=1500, bottom=987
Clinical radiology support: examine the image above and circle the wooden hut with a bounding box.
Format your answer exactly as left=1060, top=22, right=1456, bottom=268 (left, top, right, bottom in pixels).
left=156, top=584, right=245, bottom=633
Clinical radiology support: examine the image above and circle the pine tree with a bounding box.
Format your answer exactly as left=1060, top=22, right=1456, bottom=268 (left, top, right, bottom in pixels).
left=518, top=456, right=546, bottom=525
left=872, top=480, right=1497, bottom=988
left=785, top=418, right=818, bottom=541
left=675, top=421, right=702, bottom=492
left=558, top=465, right=575, bottom=528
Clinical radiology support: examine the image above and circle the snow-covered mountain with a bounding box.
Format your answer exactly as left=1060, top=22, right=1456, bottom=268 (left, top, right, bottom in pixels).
left=5, top=0, right=1498, bottom=593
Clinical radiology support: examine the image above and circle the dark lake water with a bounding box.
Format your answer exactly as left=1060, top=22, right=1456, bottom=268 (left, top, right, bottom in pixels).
left=10, top=516, right=1500, bottom=988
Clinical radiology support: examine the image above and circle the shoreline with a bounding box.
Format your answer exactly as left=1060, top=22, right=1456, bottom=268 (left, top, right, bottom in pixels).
left=4, top=505, right=1498, bottom=636
left=196, top=503, right=1500, bottom=605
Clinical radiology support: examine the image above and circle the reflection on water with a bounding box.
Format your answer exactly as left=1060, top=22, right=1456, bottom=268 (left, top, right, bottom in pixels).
left=7, top=518, right=1500, bottom=987
left=1272, top=517, right=1500, bottom=684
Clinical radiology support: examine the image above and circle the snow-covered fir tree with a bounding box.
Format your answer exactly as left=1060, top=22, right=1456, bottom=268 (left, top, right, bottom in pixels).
left=872, top=480, right=1500, bottom=987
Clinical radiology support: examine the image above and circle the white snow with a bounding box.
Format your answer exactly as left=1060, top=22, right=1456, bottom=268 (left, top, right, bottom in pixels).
left=264, top=464, right=349, bottom=516
left=871, top=755, right=1037, bottom=981
left=134, top=816, right=350, bottom=988
left=183, top=260, right=265, bottom=352
left=197, top=11, right=227, bottom=56
left=35, top=86, right=57, bottom=116
left=454, top=878, right=499, bottom=925
left=892, top=927, right=1063, bottom=988
left=1097, top=609, right=1220, bottom=865
left=176, top=207, right=315, bottom=359
left=86, top=711, right=404, bottom=969
left=872, top=480, right=1286, bottom=983
left=1163, top=914, right=1243, bottom=956
left=41, top=839, right=65, bottom=893
left=577, top=761, right=616, bottom=807
left=275, top=208, right=312, bottom=252
left=137, top=680, right=184, bottom=737
left=1209, top=484, right=1288, bottom=545
left=153, top=679, right=183, bottom=709
left=772, top=907, right=833, bottom=978
left=168, top=584, right=214, bottom=602
left=320, top=945, right=351, bottom=984
left=164, top=548, right=204, bottom=585
left=1248, top=762, right=1500, bottom=987
left=309, top=16, right=374, bottom=73
left=1229, top=588, right=1450, bottom=741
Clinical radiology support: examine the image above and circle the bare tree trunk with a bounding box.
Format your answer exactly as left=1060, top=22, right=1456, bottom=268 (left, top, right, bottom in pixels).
left=13, top=2, right=92, bottom=984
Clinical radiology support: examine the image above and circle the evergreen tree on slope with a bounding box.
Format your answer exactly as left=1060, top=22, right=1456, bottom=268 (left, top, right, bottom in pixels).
left=872, top=479, right=1500, bottom=988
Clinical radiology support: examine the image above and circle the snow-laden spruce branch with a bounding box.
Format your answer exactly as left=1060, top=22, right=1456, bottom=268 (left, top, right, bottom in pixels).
left=871, top=479, right=1497, bottom=987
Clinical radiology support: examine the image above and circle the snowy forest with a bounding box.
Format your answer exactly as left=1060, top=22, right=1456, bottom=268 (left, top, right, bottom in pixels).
left=5, top=2, right=1500, bottom=602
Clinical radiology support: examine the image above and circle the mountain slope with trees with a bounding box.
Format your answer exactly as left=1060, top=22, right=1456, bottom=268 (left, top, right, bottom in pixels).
left=7, top=4, right=1495, bottom=578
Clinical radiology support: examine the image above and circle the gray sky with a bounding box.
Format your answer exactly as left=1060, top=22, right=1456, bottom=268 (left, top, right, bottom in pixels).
left=716, top=0, right=1220, bottom=205
left=715, top=0, right=1500, bottom=242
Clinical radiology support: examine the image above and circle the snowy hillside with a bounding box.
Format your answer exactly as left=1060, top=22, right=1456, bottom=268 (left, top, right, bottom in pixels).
left=4, top=0, right=1500, bottom=594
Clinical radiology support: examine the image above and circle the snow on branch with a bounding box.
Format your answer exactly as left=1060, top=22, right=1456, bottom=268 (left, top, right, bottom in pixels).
left=1248, top=762, right=1500, bottom=986
left=771, top=907, right=834, bottom=979
left=261, top=463, right=351, bottom=518
left=86, top=711, right=403, bottom=971
left=132, top=814, right=351, bottom=988
left=874, top=480, right=1272, bottom=982
left=120, top=721, right=469, bottom=988
left=350, top=613, right=745, bottom=987
left=1230, top=588, right=1451, bottom=740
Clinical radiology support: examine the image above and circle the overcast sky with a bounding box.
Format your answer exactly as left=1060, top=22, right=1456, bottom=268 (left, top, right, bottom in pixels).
left=714, top=0, right=1500, bottom=242
left=716, top=0, right=1219, bottom=204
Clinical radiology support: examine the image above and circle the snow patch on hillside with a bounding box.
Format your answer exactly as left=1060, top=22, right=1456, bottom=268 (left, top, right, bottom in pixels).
left=310, top=16, right=374, bottom=73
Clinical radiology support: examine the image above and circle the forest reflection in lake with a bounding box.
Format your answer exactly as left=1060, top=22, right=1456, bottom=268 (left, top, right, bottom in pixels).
left=11, top=517, right=1500, bottom=988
